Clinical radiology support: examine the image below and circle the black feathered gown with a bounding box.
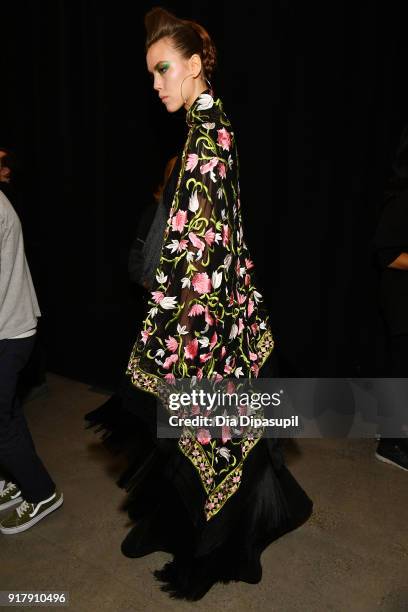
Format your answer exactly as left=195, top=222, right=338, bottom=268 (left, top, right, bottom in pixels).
left=86, top=359, right=312, bottom=601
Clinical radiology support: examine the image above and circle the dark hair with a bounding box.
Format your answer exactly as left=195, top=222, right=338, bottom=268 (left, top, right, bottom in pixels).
left=144, top=7, right=217, bottom=81
left=0, top=147, right=14, bottom=172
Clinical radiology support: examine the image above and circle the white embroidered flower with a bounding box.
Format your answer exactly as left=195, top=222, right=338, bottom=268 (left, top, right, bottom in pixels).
left=155, top=359, right=164, bottom=366
left=155, top=349, right=165, bottom=357
left=196, top=94, right=214, bottom=111
left=229, top=324, right=238, bottom=339
left=239, top=267, right=246, bottom=277
left=147, top=306, right=158, bottom=318
left=199, top=336, right=210, bottom=348
left=253, top=291, right=263, bottom=303
left=186, top=251, right=195, bottom=263
left=217, top=187, right=223, bottom=199
left=156, top=271, right=167, bottom=284
left=212, top=270, right=223, bottom=289
left=217, top=447, right=231, bottom=461
left=221, top=209, right=227, bottom=221
left=224, top=254, right=232, bottom=270
left=160, top=296, right=178, bottom=310
left=259, top=321, right=267, bottom=330
left=214, top=232, right=222, bottom=244
left=195, top=250, right=203, bottom=261
left=202, top=122, right=215, bottom=129
left=177, top=324, right=188, bottom=335
left=210, top=170, right=217, bottom=183
left=234, top=367, right=244, bottom=378
left=189, top=191, right=199, bottom=212
left=166, top=240, right=181, bottom=253
left=228, top=154, right=233, bottom=169
left=181, top=277, right=191, bottom=289
left=190, top=376, right=197, bottom=387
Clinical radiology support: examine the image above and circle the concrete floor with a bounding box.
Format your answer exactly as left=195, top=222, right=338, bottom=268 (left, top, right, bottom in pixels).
left=0, top=373, right=407, bottom=612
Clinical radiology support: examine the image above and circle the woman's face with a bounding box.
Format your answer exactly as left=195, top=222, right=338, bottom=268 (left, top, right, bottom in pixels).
left=146, top=37, right=195, bottom=113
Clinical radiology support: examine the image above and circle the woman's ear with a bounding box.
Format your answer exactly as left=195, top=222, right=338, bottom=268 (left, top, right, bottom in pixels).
left=189, top=53, right=203, bottom=78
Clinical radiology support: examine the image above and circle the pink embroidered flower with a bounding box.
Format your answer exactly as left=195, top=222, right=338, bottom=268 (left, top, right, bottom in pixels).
left=177, top=239, right=188, bottom=251
left=224, top=364, right=233, bottom=374
left=227, top=381, right=236, bottom=394
left=184, top=338, right=198, bottom=360
left=188, top=303, right=205, bottom=317
left=206, top=477, right=213, bottom=485
left=238, top=404, right=247, bottom=416
left=197, top=367, right=203, bottom=381
left=197, top=428, right=211, bottom=445
left=209, top=331, right=217, bottom=349
left=188, top=232, right=205, bottom=251
left=165, top=336, right=178, bottom=352
left=217, top=492, right=224, bottom=499
left=245, top=273, right=251, bottom=286
left=213, top=372, right=223, bottom=382
left=217, top=128, right=232, bottom=151
left=247, top=299, right=254, bottom=317
left=163, top=354, right=179, bottom=369
left=232, top=475, right=241, bottom=483
left=141, top=327, right=152, bottom=345
left=151, top=291, right=164, bottom=304
left=199, top=352, right=213, bottom=363
left=206, top=502, right=215, bottom=510
left=236, top=292, right=246, bottom=305
left=200, top=157, right=218, bottom=174
left=204, top=228, right=215, bottom=246
left=171, top=210, right=188, bottom=233
left=222, top=224, right=230, bottom=247
left=245, top=257, right=254, bottom=270
left=186, top=153, right=199, bottom=172
left=192, top=272, right=212, bottom=294
left=218, top=162, right=226, bottom=179
left=238, top=318, right=244, bottom=334
left=251, top=322, right=259, bottom=335
left=249, top=351, right=258, bottom=361
left=222, top=425, right=231, bottom=444
left=251, top=363, right=259, bottom=377
left=204, top=307, right=214, bottom=325
left=191, top=404, right=200, bottom=416
left=220, top=346, right=226, bottom=359
left=164, top=373, right=176, bottom=384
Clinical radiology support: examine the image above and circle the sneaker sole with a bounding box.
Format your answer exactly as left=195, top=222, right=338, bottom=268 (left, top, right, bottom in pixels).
left=375, top=452, right=408, bottom=472
left=0, top=496, right=24, bottom=512
left=0, top=495, right=64, bottom=535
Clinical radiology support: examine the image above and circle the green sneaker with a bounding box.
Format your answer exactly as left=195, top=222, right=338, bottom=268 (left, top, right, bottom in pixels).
left=0, top=482, right=23, bottom=512
left=0, top=490, right=63, bottom=534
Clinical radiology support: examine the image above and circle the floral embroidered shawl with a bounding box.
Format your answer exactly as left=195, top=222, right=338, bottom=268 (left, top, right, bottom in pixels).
left=127, top=91, right=274, bottom=520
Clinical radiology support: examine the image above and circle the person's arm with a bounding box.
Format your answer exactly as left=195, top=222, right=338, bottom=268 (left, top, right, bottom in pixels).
left=388, top=252, right=408, bottom=270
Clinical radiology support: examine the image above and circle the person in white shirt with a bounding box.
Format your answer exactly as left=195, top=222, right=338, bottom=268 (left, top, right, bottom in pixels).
left=0, top=148, right=63, bottom=534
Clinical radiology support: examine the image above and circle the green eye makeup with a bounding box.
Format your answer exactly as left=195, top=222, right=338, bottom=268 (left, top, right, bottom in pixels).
left=157, top=61, right=170, bottom=74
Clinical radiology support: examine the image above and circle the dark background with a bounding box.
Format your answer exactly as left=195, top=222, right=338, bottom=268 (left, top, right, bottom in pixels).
left=2, top=1, right=407, bottom=387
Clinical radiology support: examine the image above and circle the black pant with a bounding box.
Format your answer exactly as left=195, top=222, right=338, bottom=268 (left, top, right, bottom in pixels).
left=0, top=335, right=55, bottom=503
left=376, top=333, right=408, bottom=443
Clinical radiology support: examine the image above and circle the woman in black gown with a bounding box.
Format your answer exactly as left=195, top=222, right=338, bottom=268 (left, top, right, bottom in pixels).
left=86, top=7, right=313, bottom=600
